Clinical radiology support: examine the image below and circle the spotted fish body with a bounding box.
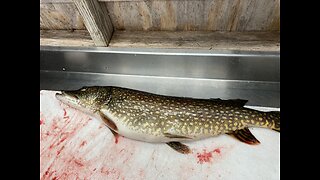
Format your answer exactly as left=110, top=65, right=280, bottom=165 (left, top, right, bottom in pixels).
left=56, top=86, right=280, bottom=153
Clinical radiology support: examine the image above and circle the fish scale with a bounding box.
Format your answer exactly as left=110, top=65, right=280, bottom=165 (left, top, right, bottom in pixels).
left=56, top=86, right=280, bottom=154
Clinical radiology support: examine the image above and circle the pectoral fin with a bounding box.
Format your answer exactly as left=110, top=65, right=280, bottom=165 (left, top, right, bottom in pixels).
left=227, top=127, right=260, bottom=145
left=166, top=142, right=191, bottom=154
left=99, top=111, right=120, bottom=143
left=106, top=126, right=119, bottom=143
left=99, top=111, right=118, bottom=131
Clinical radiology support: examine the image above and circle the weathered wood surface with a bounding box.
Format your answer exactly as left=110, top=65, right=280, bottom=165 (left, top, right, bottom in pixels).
left=40, top=30, right=95, bottom=46
left=104, top=0, right=280, bottom=31
left=40, top=0, right=72, bottom=3
left=40, top=3, right=86, bottom=30
left=41, top=0, right=280, bottom=31
left=109, top=31, right=280, bottom=51
left=73, top=0, right=114, bottom=46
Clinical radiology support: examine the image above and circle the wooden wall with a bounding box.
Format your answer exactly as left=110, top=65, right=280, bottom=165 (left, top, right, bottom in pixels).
left=40, top=1, right=86, bottom=30
left=40, top=0, right=280, bottom=31
left=40, top=0, right=280, bottom=49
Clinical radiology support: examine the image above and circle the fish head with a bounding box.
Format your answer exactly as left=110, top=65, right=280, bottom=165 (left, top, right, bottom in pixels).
left=55, top=86, right=112, bottom=114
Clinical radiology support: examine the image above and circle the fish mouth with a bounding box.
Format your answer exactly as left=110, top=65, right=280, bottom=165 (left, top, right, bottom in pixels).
left=55, top=91, right=64, bottom=100
left=55, top=91, right=68, bottom=100
left=56, top=90, right=79, bottom=98
left=55, top=91, right=80, bottom=105
left=55, top=91, right=96, bottom=115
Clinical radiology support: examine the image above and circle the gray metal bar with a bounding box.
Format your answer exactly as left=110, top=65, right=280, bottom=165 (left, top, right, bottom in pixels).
left=40, top=46, right=280, bottom=108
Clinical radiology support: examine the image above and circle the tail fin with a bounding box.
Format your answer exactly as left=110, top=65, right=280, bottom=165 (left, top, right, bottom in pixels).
left=267, top=111, right=280, bottom=132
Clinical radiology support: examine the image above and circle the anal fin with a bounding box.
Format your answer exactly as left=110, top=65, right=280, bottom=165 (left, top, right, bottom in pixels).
left=227, top=127, right=260, bottom=145
left=166, top=142, right=191, bottom=154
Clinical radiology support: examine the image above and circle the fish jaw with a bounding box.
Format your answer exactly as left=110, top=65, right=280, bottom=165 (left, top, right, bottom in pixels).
left=56, top=91, right=80, bottom=107
left=55, top=91, right=97, bottom=116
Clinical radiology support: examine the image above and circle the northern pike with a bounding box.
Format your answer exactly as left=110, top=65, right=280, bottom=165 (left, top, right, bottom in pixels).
left=56, top=86, right=280, bottom=154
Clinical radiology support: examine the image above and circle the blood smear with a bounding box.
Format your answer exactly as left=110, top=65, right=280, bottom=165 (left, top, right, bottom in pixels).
left=196, top=148, right=222, bottom=164
left=197, top=150, right=213, bottom=164
left=213, top=148, right=221, bottom=154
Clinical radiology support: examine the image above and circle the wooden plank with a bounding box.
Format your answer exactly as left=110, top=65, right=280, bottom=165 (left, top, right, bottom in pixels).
left=109, top=31, right=280, bottom=51
left=40, top=3, right=86, bottom=30
left=40, top=0, right=169, bottom=3
left=73, top=0, right=114, bottom=46
left=41, top=0, right=279, bottom=31
left=41, top=0, right=72, bottom=3
left=40, top=0, right=73, bottom=4
left=40, top=30, right=95, bottom=47
left=104, top=0, right=280, bottom=31
left=40, top=0, right=189, bottom=2
left=100, top=0, right=204, bottom=1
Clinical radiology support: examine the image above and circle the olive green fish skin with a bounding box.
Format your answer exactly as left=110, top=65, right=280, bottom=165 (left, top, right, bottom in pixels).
left=56, top=86, right=280, bottom=142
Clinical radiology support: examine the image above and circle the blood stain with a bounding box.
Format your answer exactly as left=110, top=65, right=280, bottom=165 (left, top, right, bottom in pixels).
left=115, top=135, right=119, bottom=144
left=49, top=136, right=67, bottom=149
left=40, top=119, right=44, bottom=125
left=53, top=124, right=59, bottom=130
left=197, top=150, right=213, bottom=164
left=63, top=109, right=67, bottom=116
left=101, top=167, right=110, bottom=174
left=196, top=148, right=222, bottom=164
left=119, top=149, right=125, bottom=153
left=80, top=141, right=87, bottom=147
left=58, top=136, right=67, bottom=145
left=56, top=146, right=65, bottom=155
left=49, top=144, right=54, bottom=149
left=74, top=159, right=84, bottom=167
left=98, top=125, right=104, bottom=129
left=213, top=148, right=221, bottom=154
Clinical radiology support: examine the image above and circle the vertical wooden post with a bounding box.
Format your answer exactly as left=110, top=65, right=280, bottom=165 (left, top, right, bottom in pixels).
left=73, top=0, right=113, bottom=46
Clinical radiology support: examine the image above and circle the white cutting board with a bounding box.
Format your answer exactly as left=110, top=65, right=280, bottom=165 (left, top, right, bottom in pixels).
left=40, top=90, right=280, bottom=180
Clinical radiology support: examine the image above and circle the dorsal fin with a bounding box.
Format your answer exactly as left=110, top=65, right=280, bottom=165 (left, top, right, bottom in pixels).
left=210, top=98, right=248, bottom=107
left=228, top=99, right=248, bottom=107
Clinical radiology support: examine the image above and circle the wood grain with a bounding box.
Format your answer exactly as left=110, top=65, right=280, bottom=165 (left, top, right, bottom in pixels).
left=104, top=0, right=280, bottom=31
left=73, top=0, right=114, bottom=46
left=41, top=0, right=280, bottom=31
left=40, top=30, right=95, bottom=46
left=109, top=30, right=280, bottom=51
left=41, top=0, right=199, bottom=2
left=40, top=3, right=86, bottom=30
